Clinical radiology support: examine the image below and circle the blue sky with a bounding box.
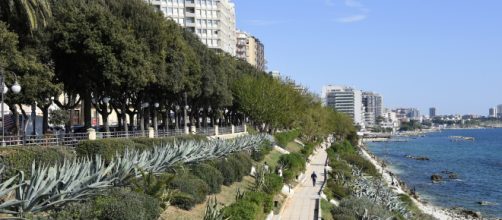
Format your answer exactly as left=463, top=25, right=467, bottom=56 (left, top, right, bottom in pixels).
left=232, top=0, right=502, bottom=115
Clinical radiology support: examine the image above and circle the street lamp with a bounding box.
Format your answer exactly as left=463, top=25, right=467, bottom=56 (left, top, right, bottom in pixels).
left=1, top=69, right=22, bottom=146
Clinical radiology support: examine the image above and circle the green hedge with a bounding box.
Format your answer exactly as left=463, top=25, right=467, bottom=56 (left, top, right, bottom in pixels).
left=76, top=135, right=206, bottom=162
left=278, top=153, right=306, bottom=183
left=76, top=139, right=149, bottom=162
left=274, top=130, right=300, bottom=148
left=131, top=135, right=207, bottom=147
left=190, top=163, right=224, bottom=194
left=0, top=146, right=74, bottom=178
left=51, top=188, right=162, bottom=220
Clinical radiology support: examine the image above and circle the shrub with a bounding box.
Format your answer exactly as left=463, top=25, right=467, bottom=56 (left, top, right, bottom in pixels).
left=52, top=188, right=162, bottom=220
left=229, top=153, right=253, bottom=179
left=340, top=153, right=378, bottom=176
left=223, top=200, right=259, bottom=220
left=251, top=140, right=273, bottom=161
left=216, top=158, right=238, bottom=185
left=244, top=191, right=273, bottom=213
left=331, top=197, right=396, bottom=220
left=263, top=173, right=283, bottom=195
left=76, top=139, right=149, bottom=162
left=331, top=141, right=356, bottom=155
left=326, top=180, right=350, bottom=200
left=278, top=153, right=306, bottom=183
left=191, top=163, right=224, bottom=194
left=0, top=146, right=74, bottom=178
left=169, top=173, right=210, bottom=210
left=300, top=142, right=316, bottom=157
left=274, top=130, right=300, bottom=147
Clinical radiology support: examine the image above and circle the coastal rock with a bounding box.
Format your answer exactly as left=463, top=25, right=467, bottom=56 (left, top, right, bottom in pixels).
left=448, top=173, right=459, bottom=179
left=405, top=155, right=430, bottom=161
left=431, top=174, right=443, bottom=182
left=478, top=201, right=497, bottom=206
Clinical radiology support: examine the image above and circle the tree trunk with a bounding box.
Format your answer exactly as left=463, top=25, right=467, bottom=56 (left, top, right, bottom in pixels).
left=42, top=106, right=49, bottom=134
left=83, top=92, right=92, bottom=129
left=122, top=102, right=128, bottom=133
left=153, top=107, right=158, bottom=131
left=31, top=103, right=37, bottom=135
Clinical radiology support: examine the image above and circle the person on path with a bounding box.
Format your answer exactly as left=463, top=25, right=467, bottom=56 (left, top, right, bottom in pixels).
left=311, top=171, right=317, bottom=187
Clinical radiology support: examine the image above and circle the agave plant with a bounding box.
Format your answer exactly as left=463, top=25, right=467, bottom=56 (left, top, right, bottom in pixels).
left=0, top=167, right=24, bottom=215
left=0, top=134, right=272, bottom=217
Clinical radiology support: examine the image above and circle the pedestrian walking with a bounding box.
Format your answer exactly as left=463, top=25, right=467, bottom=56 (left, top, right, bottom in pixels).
left=311, top=171, right=317, bottom=187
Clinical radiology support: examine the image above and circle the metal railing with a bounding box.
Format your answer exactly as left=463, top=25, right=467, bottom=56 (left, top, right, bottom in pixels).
left=0, top=125, right=247, bottom=147
left=219, top=126, right=232, bottom=135
left=235, top=125, right=245, bottom=133
left=197, top=127, right=215, bottom=136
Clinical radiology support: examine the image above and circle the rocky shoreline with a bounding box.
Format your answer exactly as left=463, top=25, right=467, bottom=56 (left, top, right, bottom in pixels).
left=359, top=145, right=486, bottom=220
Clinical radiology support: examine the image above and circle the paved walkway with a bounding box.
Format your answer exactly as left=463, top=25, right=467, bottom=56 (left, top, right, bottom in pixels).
left=280, top=145, right=328, bottom=220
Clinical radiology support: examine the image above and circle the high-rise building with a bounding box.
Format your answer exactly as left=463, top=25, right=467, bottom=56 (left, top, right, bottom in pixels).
left=362, top=92, right=383, bottom=127
left=497, top=104, right=502, bottom=118
left=429, top=107, right=437, bottom=118
left=147, top=0, right=237, bottom=56
left=322, top=85, right=364, bottom=127
left=489, top=107, right=497, bottom=118
left=236, top=31, right=265, bottom=71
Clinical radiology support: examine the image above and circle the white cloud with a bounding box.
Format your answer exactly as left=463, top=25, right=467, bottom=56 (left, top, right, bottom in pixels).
left=333, top=0, right=369, bottom=24
left=344, top=0, right=364, bottom=8
left=336, top=14, right=367, bottom=23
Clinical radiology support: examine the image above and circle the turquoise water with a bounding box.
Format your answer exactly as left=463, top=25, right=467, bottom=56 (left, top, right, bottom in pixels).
left=367, top=129, right=502, bottom=218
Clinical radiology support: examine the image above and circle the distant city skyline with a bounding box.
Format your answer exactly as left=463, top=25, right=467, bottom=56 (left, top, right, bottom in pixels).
left=233, top=0, right=502, bottom=115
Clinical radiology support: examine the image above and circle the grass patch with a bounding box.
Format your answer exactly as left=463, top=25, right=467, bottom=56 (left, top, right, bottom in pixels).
left=263, top=149, right=283, bottom=170
left=285, top=141, right=302, bottom=153
left=162, top=176, right=255, bottom=220
left=320, top=199, right=334, bottom=220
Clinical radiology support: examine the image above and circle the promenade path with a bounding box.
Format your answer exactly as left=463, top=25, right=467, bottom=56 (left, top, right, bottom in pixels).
left=280, top=145, right=328, bottom=220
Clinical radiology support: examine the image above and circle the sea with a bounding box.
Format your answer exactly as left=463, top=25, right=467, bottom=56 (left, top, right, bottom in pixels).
left=367, top=128, right=502, bottom=218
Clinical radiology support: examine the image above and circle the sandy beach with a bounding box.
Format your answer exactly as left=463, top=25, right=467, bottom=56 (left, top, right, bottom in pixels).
left=359, top=146, right=478, bottom=220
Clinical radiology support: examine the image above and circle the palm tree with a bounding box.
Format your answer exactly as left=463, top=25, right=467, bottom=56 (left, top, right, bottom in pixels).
left=0, top=0, right=52, bottom=37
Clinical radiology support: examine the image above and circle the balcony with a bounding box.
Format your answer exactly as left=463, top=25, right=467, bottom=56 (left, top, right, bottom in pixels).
left=185, top=0, right=195, bottom=7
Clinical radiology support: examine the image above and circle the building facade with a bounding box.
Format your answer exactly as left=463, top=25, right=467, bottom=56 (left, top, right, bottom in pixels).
left=429, top=107, right=436, bottom=118
left=497, top=105, right=502, bottom=118
left=147, top=0, right=236, bottom=56
left=362, top=92, right=383, bottom=127
left=236, top=31, right=265, bottom=71
left=322, top=85, right=364, bottom=127
left=489, top=107, right=497, bottom=118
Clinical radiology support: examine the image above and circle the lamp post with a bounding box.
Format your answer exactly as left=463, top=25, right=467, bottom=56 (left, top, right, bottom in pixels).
left=1, top=69, right=22, bottom=146
left=153, top=102, right=159, bottom=132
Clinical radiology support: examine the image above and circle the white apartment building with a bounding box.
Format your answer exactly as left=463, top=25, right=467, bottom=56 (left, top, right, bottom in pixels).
left=147, top=0, right=237, bottom=56
left=362, top=92, right=383, bottom=127
left=322, top=85, right=364, bottom=127
left=236, top=31, right=265, bottom=71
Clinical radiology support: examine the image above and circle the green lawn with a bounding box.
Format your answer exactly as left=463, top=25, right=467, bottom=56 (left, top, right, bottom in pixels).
left=285, top=141, right=303, bottom=153
left=321, top=199, right=334, bottom=220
